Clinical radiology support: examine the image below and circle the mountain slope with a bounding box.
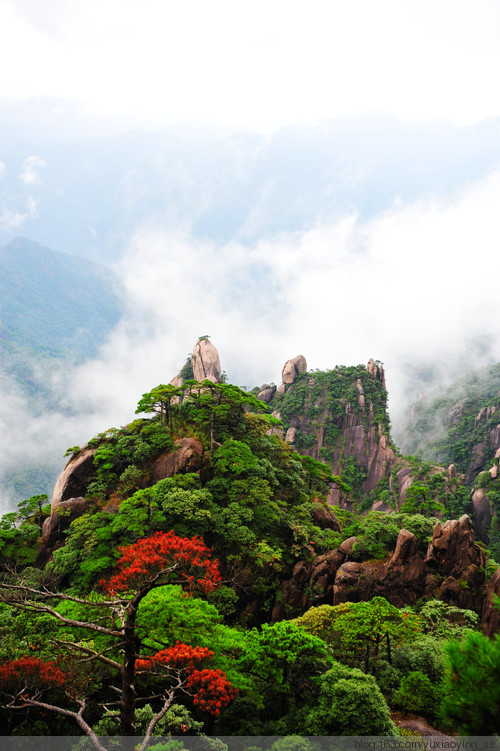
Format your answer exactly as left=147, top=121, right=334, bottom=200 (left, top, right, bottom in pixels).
left=0, top=237, right=122, bottom=360
left=0, top=237, right=124, bottom=503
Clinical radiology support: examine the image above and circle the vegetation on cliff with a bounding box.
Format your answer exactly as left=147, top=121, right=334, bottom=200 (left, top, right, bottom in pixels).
left=0, top=363, right=498, bottom=741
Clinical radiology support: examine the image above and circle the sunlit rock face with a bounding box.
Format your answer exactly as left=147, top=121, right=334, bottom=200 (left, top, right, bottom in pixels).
left=192, top=338, right=221, bottom=383
left=282, top=355, right=307, bottom=385
left=42, top=448, right=97, bottom=544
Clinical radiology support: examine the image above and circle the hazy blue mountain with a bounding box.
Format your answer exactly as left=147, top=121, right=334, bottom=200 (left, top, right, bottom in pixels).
left=1, top=108, right=499, bottom=261
left=0, top=237, right=123, bottom=360
left=0, top=238, right=123, bottom=504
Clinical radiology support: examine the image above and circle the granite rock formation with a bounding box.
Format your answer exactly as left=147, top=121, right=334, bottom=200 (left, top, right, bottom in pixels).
left=192, top=338, right=221, bottom=383
left=273, top=514, right=487, bottom=619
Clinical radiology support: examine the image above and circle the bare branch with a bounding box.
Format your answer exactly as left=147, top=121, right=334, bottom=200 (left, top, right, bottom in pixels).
left=6, top=695, right=107, bottom=751
left=49, top=638, right=123, bottom=670
left=137, top=676, right=184, bottom=751
left=0, top=582, right=121, bottom=607
left=0, top=587, right=124, bottom=638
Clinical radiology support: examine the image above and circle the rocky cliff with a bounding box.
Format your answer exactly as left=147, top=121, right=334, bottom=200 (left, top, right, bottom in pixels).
left=263, top=355, right=462, bottom=515
left=273, top=514, right=488, bottom=623
left=41, top=339, right=497, bottom=633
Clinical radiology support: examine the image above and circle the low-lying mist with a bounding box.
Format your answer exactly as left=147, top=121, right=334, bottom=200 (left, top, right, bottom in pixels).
left=2, top=168, right=500, bottom=513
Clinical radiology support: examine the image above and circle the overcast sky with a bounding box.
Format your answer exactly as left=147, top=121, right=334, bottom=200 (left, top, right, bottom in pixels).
left=1, top=0, right=500, bottom=132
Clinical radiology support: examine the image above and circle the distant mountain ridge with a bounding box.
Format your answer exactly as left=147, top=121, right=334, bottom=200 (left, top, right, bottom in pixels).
left=0, top=237, right=123, bottom=360
left=0, top=237, right=123, bottom=503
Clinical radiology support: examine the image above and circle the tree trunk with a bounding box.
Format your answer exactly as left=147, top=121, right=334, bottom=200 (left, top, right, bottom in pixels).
left=386, top=632, right=392, bottom=664
left=120, top=605, right=139, bottom=736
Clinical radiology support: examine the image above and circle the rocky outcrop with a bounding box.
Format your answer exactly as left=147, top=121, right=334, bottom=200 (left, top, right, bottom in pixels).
left=51, top=448, right=96, bottom=506
left=42, top=447, right=97, bottom=544
left=471, top=488, right=492, bottom=541
left=425, top=515, right=484, bottom=575
left=151, top=438, right=204, bottom=483
left=43, top=435, right=204, bottom=548
left=312, top=502, right=341, bottom=531
left=274, top=514, right=489, bottom=619
left=42, top=496, right=91, bottom=545
left=192, top=338, right=221, bottom=383
left=269, top=355, right=462, bottom=514
left=366, top=357, right=386, bottom=389
left=257, top=384, right=276, bottom=403
left=282, top=355, right=307, bottom=385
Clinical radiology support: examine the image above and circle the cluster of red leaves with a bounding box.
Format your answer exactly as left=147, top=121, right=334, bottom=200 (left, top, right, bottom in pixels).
left=136, top=642, right=214, bottom=671
left=136, top=642, right=236, bottom=715
left=187, top=669, right=236, bottom=715
left=0, top=657, right=66, bottom=690
left=101, top=530, right=221, bottom=595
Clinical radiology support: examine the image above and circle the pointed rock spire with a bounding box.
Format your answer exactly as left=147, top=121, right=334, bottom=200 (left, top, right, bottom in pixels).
left=192, top=337, right=221, bottom=383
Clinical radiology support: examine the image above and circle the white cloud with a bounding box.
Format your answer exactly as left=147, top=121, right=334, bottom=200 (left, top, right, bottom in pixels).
left=0, top=205, right=27, bottom=232
left=0, top=162, right=6, bottom=178
left=59, top=168, right=500, bottom=437
left=26, top=194, right=40, bottom=217
left=19, top=155, right=46, bottom=185
left=1, top=166, right=500, bottom=513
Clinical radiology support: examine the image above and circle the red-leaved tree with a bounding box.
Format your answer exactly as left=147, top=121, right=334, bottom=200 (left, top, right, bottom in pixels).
left=0, top=531, right=234, bottom=750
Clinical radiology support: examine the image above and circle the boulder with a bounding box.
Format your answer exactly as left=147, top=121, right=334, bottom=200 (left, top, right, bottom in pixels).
left=312, top=502, right=341, bottom=531
left=151, top=438, right=204, bottom=483
left=425, top=515, right=486, bottom=608
left=51, top=447, right=96, bottom=507
left=334, top=561, right=376, bottom=603
left=42, top=496, right=91, bottom=545
left=308, top=549, right=345, bottom=604
left=425, top=515, right=485, bottom=577
left=472, top=488, right=492, bottom=542
left=192, top=338, right=221, bottom=383
left=380, top=529, right=427, bottom=605
left=338, top=536, right=359, bottom=557
left=281, top=355, right=307, bottom=384
left=257, top=384, right=276, bottom=403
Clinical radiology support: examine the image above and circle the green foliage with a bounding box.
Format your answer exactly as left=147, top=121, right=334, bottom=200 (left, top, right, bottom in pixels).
left=393, top=670, right=440, bottom=716
left=418, top=599, right=479, bottom=639
left=340, top=456, right=367, bottom=501
left=137, top=585, right=223, bottom=651
left=136, top=383, right=182, bottom=429
left=86, top=418, right=174, bottom=501
left=47, top=512, right=117, bottom=589
left=304, top=661, right=397, bottom=735
left=242, top=620, right=331, bottom=691
left=392, top=635, right=446, bottom=685
left=353, top=512, right=401, bottom=559
left=440, top=631, right=500, bottom=734
left=292, top=603, right=352, bottom=650
left=0, top=495, right=49, bottom=565
left=332, top=597, right=420, bottom=671
left=155, top=481, right=216, bottom=538
left=214, top=439, right=258, bottom=475
left=400, top=481, right=445, bottom=517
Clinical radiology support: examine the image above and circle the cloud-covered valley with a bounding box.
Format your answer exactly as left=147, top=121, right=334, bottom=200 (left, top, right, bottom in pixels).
left=2, top=151, right=500, bottom=513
